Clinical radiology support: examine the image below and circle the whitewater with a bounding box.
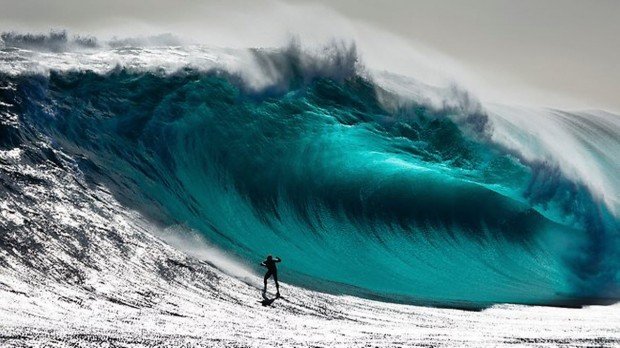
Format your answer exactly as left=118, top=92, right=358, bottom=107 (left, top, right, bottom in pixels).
left=0, top=33, right=619, bottom=346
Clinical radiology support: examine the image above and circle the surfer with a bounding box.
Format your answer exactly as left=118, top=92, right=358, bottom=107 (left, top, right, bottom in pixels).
left=261, top=255, right=281, bottom=298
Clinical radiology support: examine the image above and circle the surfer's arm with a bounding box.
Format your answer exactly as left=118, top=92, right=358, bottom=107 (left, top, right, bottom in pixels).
left=275, top=257, right=281, bottom=262
left=260, top=261, right=267, bottom=267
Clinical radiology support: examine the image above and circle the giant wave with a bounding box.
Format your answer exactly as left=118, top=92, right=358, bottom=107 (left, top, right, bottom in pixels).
left=1, top=37, right=618, bottom=308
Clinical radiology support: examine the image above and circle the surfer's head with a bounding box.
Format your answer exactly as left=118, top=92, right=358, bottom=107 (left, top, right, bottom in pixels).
left=267, top=255, right=273, bottom=261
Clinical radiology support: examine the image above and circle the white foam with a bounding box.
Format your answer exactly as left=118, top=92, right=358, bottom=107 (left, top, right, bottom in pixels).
left=486, top=104, right=620, bottom=216
left=155, top=225, right=258, bottom=285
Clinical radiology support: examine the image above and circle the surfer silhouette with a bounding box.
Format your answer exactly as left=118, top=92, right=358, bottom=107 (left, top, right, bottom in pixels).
left=261, top=255, right=281, bottom=298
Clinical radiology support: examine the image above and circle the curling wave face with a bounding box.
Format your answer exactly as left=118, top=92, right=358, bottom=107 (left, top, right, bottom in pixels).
left=1, top=42, right=618, bottom=308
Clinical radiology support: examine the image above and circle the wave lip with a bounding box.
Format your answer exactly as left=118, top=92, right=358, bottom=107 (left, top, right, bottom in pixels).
left=1, top=30, right=98, bottom=52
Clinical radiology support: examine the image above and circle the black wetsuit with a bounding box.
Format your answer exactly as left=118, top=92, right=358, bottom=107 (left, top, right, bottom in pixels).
left=261, top=257, right=281, bottom=294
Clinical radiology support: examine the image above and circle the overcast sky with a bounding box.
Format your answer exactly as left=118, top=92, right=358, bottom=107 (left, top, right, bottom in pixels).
left=1, top=0, right=618, bottom=112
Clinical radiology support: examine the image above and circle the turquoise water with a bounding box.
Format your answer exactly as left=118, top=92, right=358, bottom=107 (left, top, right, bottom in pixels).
left=4, top=66, right=618, bottom=307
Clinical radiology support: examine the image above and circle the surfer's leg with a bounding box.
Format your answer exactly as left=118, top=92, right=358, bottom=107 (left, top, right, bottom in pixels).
left=263, top=271, right=271, bottom=293
left=274, top=272, right=280, bottom=296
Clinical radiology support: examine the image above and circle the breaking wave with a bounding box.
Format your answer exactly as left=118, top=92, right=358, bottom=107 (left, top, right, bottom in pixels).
left=1, top=38, right=618, bottom=308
